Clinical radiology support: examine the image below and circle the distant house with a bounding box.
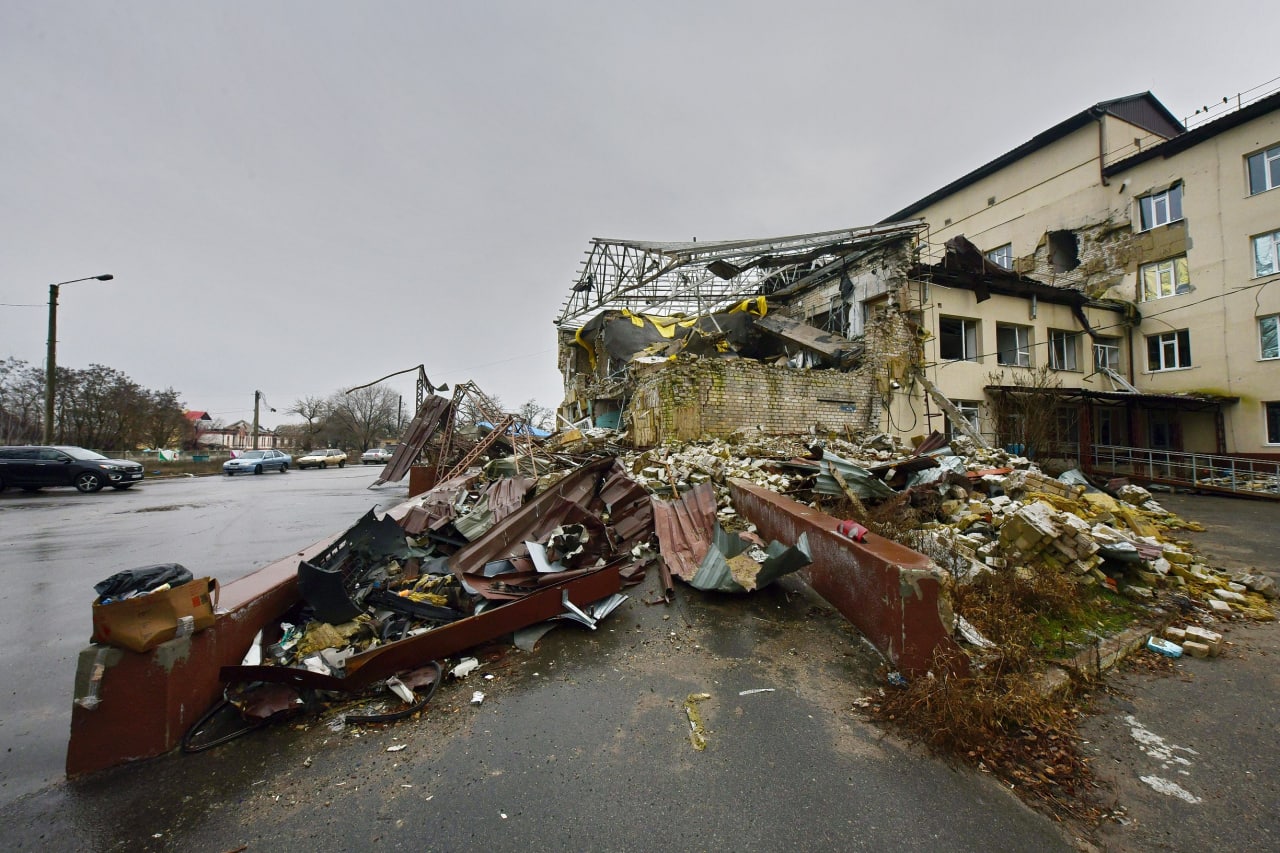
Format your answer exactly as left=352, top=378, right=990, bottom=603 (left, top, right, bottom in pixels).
left=195, top=419, right=284, bottom=450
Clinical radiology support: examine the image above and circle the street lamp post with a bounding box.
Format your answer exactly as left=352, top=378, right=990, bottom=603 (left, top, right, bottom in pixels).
left=44, top=274, right=114, bottom=444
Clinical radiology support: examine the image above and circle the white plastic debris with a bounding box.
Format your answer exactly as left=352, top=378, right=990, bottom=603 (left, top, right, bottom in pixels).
left=738, top=688, right=776, bottom=696
left=470, top=691, right=485, bottom=705
left=451, top=657, right=480, bottom=678
left=386, top=743, right=407, bottom=752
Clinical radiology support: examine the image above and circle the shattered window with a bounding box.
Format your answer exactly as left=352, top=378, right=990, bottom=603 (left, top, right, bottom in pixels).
left=1267, top=402, right=1280, bottom=444
left=1248, top=145, right=1280, bottom=195
left=948, top=400, right=982, bottom=440
left=1138, top=184, right=1183, bottom=230
left=1253, top=230, right=1280, bottom=277
left=1146, top=329, right=1192, bottom=371
left=996, top=323, right=1032, bottom=367
left=1049, top=330, right=1079, bottom=371
left=938, top=316, right=978, bottom=361
left=1140, top=256, right=1190, bottom=300
left=1093, top=336, right=1122, bottom=372
left=1261, top=314, right=1279, bottom=360
left=985, top=243, right=1013, bottom=270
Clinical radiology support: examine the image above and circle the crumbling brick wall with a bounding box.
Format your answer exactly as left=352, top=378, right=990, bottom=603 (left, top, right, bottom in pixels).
left=625, top=294, right=921, bottom=446
left=1011, top=215, right=1182, bottom=300
left=628, top=359, right=875, bottom=445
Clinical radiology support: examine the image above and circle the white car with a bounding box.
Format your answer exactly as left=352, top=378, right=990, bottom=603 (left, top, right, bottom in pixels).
left=361, top=447, right=394, bottom=465
left=296, top=448, right=347, bottom=470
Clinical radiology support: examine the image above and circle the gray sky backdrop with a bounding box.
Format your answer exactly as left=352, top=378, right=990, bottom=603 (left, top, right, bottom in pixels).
left=2, top=1, right=1275, bottom=430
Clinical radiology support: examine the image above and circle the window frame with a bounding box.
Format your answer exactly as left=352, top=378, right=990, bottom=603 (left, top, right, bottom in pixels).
left=938, top=315, right=979, bottom=362
left=1146, top=329, right=1192, bottom=372
left=1252, top=230, right=1280, bottom=278
left=1138, top=183, right=1184, bottom=230
left=1248, top=145, right=1280, bottom=195
left=947, top=400, right=982, bottom=440
left=1139, top=255, right=1191, bottom=301
left=995, top=322, right=1032, bottom=367
left=1267, top=402, right=1280, bottom=445
left=1261, top=314, right=1279, bottom=360
left=985, top=243, right=1013, bottom=270
left=1093, top=336, right=1122, bottom=372
left=1048, top=329, right=1080, bottom=371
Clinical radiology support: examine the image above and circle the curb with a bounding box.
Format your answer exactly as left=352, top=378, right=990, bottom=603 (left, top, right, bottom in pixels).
left=1038, top=613, right=1176, bottom=697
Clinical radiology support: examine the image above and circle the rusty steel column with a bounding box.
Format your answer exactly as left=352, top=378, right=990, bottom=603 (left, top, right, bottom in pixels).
left=729, top=479, right=967, bottom=676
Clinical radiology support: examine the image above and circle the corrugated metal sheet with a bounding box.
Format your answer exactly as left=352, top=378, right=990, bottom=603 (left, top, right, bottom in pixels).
left=649, top=482, right=718, bottom=581
left=374, top=394, right=452, bottom=485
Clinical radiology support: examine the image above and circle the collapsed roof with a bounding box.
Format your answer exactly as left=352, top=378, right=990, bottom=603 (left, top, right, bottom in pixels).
left=554, top=222, right=926, bottom=329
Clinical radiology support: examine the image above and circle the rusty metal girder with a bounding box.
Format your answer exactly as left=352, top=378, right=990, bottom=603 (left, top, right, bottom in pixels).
left=728, top=479, right=968, bottom=676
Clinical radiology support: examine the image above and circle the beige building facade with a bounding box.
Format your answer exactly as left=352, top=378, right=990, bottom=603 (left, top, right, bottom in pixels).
left=883, top=91, right=1280, bottom=460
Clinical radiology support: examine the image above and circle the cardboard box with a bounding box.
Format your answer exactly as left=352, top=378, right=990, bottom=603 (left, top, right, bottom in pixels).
left=91, top=577, right=218, bottom=653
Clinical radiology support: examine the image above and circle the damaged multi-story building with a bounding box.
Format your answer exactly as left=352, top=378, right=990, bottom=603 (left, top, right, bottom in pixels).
left=553, top=87, right=1280, bottom=493
left=883, top=88, right=1280, bottom=468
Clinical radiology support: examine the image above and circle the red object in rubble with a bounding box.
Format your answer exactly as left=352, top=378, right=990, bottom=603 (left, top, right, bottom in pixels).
left=837, top=519, right=868, bottom=542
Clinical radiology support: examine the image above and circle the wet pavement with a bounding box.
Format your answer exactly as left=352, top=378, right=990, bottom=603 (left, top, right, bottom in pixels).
left=0, top=468, right=1077, bottom=851
left=0, top=467, right=407, bottom=807
left=1081, top=491, right=1280, bottom=851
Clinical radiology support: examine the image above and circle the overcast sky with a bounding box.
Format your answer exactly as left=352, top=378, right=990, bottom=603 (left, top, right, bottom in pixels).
left=2, top=1, right=1274, bottom=429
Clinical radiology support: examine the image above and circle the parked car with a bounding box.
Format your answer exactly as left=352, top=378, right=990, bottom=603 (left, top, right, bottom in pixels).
left=296, top=448, right=347, bottom=470
left=0, top=445, right=145, bottom=493
left=361, top=447, right=393, bottom=465
left=223, top=449, right=291, bottom=475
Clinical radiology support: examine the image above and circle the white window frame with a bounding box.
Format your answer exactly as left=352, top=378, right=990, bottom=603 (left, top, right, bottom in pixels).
left=938, top=316, right=979, bottom=362
left=1048, top=330, right=1079, bottom=371
left=1138, top=184, right=1183, bottom=230
left=1253, top=230, right=1280, bottom=278
left=995, top=323, right=1032, bottom=367
left=1093, top=337, right=1122, bottom=372
left=1147, top=329, right=1192, bottom=372
left=948, top=400, right=982, bottom=440
left=985, top=244, right=1013, bottom=270
left=1267, top=402, right=1280, bottom=445
left=1261, top=314, right=1280, bottom=360
left=1140, top=256, right=1190, bottom=301
left=1248, top=145, right=1280, bottom=195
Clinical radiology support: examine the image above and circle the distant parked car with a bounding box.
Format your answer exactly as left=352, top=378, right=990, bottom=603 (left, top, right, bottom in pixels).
left=223, top=449, right=291, bottom=475
left=296, top=448, right=347, bottom=470
left=0, top=445, right=145, bottom=493
left=361, top=447, right=393, bottom=465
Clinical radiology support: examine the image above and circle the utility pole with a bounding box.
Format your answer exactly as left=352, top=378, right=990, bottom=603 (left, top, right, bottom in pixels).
left=252, top=390, right=276, bottom=449
left=43, top=274, right=113, bottom=444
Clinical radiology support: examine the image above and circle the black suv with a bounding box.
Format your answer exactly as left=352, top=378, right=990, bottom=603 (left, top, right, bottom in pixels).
left=0, top=445, right=145, bottom=493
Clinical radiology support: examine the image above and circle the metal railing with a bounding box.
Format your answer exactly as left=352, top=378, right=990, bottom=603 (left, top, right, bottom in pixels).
left=1088, top=444, right=1280, bottom=498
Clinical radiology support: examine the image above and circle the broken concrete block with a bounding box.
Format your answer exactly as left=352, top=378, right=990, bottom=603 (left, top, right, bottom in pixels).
left=1123, top=585, right=1154, bottom=601
left=1209, top=599, right=1233, bottom=614
left=1183, top=626, right=1223, bottom=655
left=1238, top=573, right=1278, bottom=600
left=1213, top=589, right=1248, bottom=603
left=1164, top=626, right=1187, bottom=641
left=1182, top=640, right=1212, bottom=658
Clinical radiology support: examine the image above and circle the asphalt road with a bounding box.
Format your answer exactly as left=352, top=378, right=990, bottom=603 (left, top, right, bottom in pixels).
left=1080, top=491, right=1280, bottom=851
left=0, top=466, right=409, bottom=807
left=0, top=466, right=1076, bottom=851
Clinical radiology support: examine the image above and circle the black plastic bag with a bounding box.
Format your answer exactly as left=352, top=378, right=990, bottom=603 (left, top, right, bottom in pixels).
left=93, top=563, right=194, bottom=603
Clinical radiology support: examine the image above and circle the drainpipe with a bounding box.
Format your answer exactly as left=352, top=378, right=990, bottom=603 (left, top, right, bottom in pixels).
left=1097, top=113, right=1110, bottom=187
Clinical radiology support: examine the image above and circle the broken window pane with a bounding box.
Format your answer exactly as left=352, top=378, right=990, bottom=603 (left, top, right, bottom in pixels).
left=1049, top=330, right=1079, bottom=370
left=996, top=323, right=1031, bottom=367
left=947, top=400, right=982, bottom=440
left=1094, top=336, right=1122, bottom=371
left=939, top=316, right=978, bottom=361
left=1261, top=314, right=1279, bottom=360
left=1253, top=230, right=1279, bottom=277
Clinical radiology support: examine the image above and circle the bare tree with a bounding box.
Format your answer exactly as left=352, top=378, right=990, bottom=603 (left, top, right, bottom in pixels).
left=0, top=358, right=44, bottom=444
left=327, top=385, right=399, bottom=451
left=517, top=398, right=553, bottom=431
left=288, top=395, right=331, bottom=451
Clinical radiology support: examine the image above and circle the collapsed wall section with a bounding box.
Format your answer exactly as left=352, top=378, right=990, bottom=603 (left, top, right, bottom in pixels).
left=626, top=303, right=920, bottom=446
